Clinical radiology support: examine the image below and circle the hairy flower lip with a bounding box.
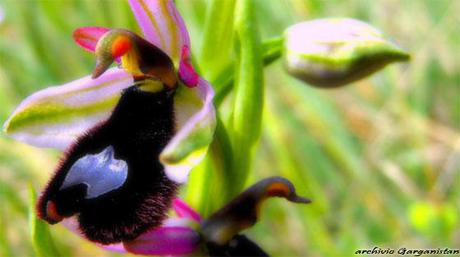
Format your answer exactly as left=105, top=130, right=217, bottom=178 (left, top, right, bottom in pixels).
left=59, top=198, right=202, bottom=255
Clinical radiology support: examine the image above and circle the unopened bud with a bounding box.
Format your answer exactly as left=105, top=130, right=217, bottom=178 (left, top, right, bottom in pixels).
left=284, top=18, right=409, bottom=88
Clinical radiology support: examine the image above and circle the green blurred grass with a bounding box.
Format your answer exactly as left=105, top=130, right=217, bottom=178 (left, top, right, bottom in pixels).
left=0, top=0, right=459, bottom=256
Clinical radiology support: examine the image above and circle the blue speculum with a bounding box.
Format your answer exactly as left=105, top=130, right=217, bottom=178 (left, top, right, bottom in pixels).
left=60, top=145, right=128, bottom=199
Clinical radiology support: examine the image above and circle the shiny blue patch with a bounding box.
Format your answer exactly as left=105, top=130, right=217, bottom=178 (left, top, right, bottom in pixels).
left=60, top=146, right=128, bottom=199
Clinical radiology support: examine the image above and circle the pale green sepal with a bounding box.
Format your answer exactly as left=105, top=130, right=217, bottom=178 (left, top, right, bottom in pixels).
left=3, top=68, right=133, bottom=150
left=161, top=78, right=216, bottom=183
left=284, top=18, right=410, bottom=88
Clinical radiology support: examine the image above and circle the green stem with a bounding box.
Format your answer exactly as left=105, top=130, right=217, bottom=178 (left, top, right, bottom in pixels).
left=228, top=0, right=264, bottom=196
left=213, top=36, right=283, bottom=107
left=205, top=38, right=283, bottom=203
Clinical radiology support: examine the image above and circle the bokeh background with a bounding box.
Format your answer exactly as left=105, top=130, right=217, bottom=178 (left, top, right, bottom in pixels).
left=0, top=0, right=459, bottom=256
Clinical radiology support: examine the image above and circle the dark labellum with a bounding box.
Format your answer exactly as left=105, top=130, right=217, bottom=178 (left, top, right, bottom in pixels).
left=206, top=235, right=269, bottom=257
left=37, top=85, right=178, bottom=244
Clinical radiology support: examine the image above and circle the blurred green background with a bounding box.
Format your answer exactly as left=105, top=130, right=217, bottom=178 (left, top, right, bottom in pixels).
left=0, top=0, right=459, bottom=256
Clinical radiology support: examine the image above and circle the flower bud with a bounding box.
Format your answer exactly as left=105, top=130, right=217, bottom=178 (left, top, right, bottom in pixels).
left=284, top=18, right=409, bottom=88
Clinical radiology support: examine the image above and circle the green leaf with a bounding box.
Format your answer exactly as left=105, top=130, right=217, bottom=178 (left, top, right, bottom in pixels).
left=284, top=18, right=410, bottom=88
left=28, top=186, right=60, bottom=257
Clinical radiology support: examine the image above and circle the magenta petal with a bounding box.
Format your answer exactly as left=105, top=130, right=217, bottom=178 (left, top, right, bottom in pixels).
left=178, top=58, right=199, bottom=88
left=73, top=26, right=110, bottom=53
left=128, top=0, right=190, bottom=66
left=123, top=226, right=200, bottom=256
left=178, top=46, right=199, bottom=87
left=172, top=198, right=202, bottom=223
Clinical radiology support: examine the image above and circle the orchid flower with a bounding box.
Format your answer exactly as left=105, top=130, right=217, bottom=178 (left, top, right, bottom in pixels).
left=63, top=177, right=310, bottom=256
left=4, top=0, right=214, bottom=184
left=3, top=0, right=215, bottom=246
